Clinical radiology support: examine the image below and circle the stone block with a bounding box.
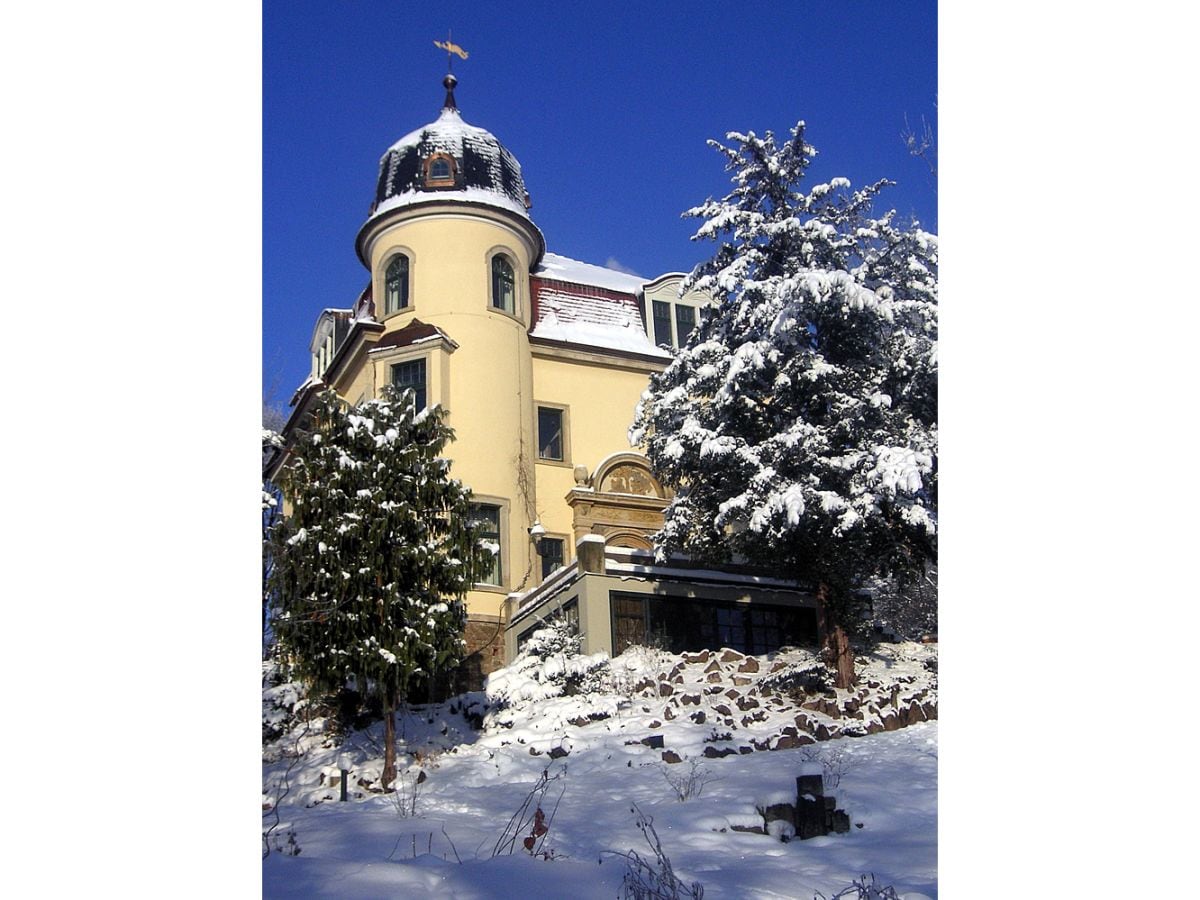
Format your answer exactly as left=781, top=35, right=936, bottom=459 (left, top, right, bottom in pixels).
left=737, top=658, right=760, bottom=674
left=796, top=774, right=824, bottom=797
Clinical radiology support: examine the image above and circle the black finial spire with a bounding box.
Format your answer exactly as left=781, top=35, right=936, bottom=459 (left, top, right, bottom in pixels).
left=433, top=31, right=468, bottom=110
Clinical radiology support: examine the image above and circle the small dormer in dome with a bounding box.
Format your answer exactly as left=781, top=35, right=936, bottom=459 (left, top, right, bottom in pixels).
left=368, top=74, right=532, bottom=223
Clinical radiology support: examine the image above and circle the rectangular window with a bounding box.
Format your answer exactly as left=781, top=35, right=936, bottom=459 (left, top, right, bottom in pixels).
left=537, top=407, right=564, bottom=461
left=540, top=537, right=565, bottom=581
left=652, top=300, right=673, bottom=347
left=612, top=595, right=648, bottom=655
left=612, top=592, right=819, bottom=656
left=391, top=359, right=426, bottom=411
left=675, top=305, right=696, bottom=346
left=472, top=503, right=502, bottom=585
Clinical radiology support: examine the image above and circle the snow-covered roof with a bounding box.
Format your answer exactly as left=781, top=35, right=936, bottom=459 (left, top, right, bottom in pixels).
left=533, top=252, right=647, bottom=294
left=368, top=107, right=530, bottom=224
left=529, top=261, right=670, bottom=359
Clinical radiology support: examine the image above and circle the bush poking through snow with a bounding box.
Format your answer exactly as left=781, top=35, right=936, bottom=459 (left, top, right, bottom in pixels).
left=387, top=767, right=424, bottom=818
left=602, top=804, right=704, bottom=899
left=491, top=765, right=567, bottom=860
left=662, top=758, right=714, bottom=802
left=798, top=745, right=855, bottom=791
left=814, top=874, right=901, bottom=899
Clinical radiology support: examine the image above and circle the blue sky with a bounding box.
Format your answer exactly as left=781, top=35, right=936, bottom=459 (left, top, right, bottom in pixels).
left=264, top=0, right=937, bottom=403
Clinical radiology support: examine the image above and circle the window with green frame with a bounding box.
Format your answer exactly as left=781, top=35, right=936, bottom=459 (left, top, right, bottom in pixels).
left=674, top=304, right=696, bottom=345
left=471, top=503, right=502, bottom=585
left=652, top=300, right=672, bottom=347
left=491, top=255, right=515, bottom=313
left=391, top=359, right=426, bottom=411
left=385, top=255, right=409, bottom=314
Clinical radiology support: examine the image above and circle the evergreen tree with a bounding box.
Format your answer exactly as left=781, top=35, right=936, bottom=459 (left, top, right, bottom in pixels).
left=268, top=386, right=491, bottom=787
left=630, top=122, right=937, bottom=687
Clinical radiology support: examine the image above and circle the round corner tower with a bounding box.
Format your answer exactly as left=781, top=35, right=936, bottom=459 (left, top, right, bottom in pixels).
left=354, top=74, right=544, bottom=670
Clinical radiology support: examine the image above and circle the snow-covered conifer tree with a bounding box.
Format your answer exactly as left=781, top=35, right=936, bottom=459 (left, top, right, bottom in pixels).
left=630, top=123, right=937, bottom=687
left=268, top=386, right=491, bottom=787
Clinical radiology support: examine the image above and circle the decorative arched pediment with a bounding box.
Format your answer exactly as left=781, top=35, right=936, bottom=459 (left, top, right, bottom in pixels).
left=569, top=452, right=668, bottom=547
left=592, top=452, right=665, bottom=499
left=604, top=531, right=653, bottom=550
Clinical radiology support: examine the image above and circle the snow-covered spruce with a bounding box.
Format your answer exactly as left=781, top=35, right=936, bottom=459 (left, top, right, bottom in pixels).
left=267, top=386, right=494, bottom=787
left=630, top=122, right=937, bottom=687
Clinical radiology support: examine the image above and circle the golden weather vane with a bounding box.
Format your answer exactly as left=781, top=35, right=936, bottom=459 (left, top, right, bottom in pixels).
left=433, top=30, right=469, bottom=71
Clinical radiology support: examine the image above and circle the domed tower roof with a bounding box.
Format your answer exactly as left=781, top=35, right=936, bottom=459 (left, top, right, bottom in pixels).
left=367, top=74, right=532, bottom=223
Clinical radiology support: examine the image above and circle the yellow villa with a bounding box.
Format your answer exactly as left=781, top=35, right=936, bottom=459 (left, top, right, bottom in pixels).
left=267, top=74, right=818, bottom=688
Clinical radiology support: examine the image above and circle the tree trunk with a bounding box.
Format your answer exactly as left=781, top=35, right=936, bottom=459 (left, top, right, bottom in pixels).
left=815, top=582, right=856, bottom=689
left=382, top=691, right=397, bottom=790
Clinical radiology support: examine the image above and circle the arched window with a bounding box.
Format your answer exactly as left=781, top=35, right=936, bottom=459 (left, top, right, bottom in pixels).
left=424, top=153, right=456, bottom=188
left=385, top=255, right=409, bottom=315
left=491, top=254, right=515, bottom=314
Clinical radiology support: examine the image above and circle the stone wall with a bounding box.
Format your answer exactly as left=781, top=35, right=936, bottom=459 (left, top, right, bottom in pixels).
left=456, top=616, right=507, bottom=693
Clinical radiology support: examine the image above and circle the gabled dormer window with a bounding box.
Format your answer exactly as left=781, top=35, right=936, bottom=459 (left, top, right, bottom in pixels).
left=423, top=152, right=456, bottom=188
left=385, top=254, right=410, bottom=315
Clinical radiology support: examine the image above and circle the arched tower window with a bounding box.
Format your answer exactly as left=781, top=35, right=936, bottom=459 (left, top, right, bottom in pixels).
left=491, top=254, right=515, bottom=314
left=385, top=254, right=409, bottom=315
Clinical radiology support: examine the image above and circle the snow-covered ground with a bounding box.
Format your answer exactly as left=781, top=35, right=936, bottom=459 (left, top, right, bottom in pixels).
left=263, top=637, right=938, bottom=898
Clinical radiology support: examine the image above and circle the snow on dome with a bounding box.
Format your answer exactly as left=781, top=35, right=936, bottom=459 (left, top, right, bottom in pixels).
left=369, top=107, right=530, bottom=222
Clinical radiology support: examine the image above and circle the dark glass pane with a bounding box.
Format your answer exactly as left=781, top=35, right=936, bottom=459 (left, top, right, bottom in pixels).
left=386, top=256, right=409, bottom=313
left=492, top=256, right=515, bottom=312
left=470, top=503, right=502, bottom=584
left=540, top=537, right=565, bottom=580
left=431, top=159, right=450, bottom=179
left=537, top=407, right=563, bottom=460
left=652, top=300, right=672, bottom=347
left=612, top=595, right=647, bottom=655
left=675, top=305, right=696, bottom=345
left=391, top=359, right=426, bottom=411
